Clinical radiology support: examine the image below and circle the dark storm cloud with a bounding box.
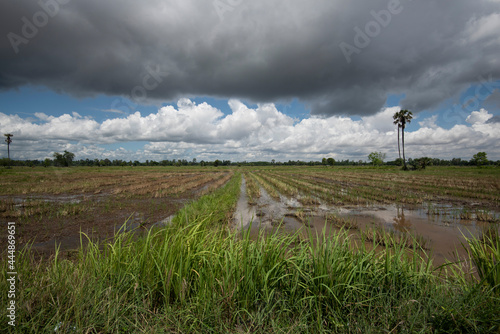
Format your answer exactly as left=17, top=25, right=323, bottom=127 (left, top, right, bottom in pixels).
left=487, top=115, right=500, bottom=124
left=484, top=90, right=500, bottom=110
left=1, top=0, right=499, bottom=116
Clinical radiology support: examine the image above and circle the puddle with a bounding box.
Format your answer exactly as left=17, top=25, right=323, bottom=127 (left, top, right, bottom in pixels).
left=233, top=177, right=258, bottom=229
left=29, top=234, right=103, bottom=258
left=152, top=214, right=176, bottom=228
left=31, top=235, right=85, bottom=253
left=233, top=176, right=500, bottom=267
left=233, top=176, right=306, bottom=238
left=115, top=211, right=179, bottom=233
left=26, top=211, right=177, bottom=258
left=330, top=207, right=484, bottom=267
left=0, top=194, right=112, bottom=209
left=115, top=220, right=146, bottom=234
left=257, top=190, right=292, bottom=223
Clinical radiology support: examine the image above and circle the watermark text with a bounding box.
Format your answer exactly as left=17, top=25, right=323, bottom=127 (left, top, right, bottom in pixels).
left=7, top=0, right=72, bottom=54
left=6, top=222, right=17, bottom=327
left=339, top=0, right=412, bottom=64
left=109, top=65, right=169, bottom=114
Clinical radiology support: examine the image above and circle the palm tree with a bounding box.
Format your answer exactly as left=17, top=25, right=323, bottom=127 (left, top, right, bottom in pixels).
left=393, top=111, right=402, bottom=161
left=393, top=110, right=413, bottom=170
left=4, top=133, right=13, bottom=161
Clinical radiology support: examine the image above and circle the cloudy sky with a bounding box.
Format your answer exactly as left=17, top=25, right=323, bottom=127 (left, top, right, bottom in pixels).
left=1, top=0, right=499, bottom=162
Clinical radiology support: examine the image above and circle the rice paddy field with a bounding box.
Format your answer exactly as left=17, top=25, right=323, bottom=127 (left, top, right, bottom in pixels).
left=1, top=165, right=499, bottom=333
left=0, top=167, right=233, bottom=258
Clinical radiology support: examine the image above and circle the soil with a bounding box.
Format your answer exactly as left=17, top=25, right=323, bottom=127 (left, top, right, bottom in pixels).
left=0, top=171, right=231, bottom=260
left=233, top=174, right=499, bottom=269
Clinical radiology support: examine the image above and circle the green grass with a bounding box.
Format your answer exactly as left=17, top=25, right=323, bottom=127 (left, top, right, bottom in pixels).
left=1, top=171, right=500, bottom=333
left=465, top=228, right=500, bottom=295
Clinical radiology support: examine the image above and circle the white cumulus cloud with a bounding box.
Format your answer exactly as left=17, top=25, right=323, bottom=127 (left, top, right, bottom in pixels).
left=1, top=100, right=499, bottom=161
left=466, top=108, right=493, bottom=124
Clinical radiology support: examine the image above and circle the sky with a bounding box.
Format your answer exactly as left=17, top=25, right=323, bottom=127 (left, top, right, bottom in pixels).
left=1, top=0, right=499, bottom=163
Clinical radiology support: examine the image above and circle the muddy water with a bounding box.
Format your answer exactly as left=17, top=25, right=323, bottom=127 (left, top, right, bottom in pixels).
left=233, top=175, right=499, bottom=268
left=325, top=207, right=487, bottom=267
left=233, top=177, right=258, bottom=230
left=233, top=177, right=304, bottom=236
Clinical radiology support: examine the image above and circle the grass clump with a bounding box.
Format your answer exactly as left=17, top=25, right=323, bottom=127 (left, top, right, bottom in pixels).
left=244, top=172, right=261, bottom=205
left=362, top=227, right=429, bottom=251
left=465, top=228, right=500, bottom=295
left=325, top=213, right=358, bottom=230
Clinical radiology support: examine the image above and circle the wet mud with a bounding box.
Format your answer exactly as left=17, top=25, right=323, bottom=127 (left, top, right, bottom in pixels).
left=0, top=174, right=230, bottom=259
left=233, top=175, right=499, bottom=268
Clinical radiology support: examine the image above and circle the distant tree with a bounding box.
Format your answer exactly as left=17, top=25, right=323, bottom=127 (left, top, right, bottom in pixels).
left=394, top=158, right=404, bottom=166
left=471, top=152, right=488, bottom=167
left=53, top=150, right=75, bottom=167
left=53, top=152, right=64, bottom=166
left=327, top=157, right=335, bottom=166
left=418, top=157, right=432, bottom=169
left=368, top=152, right=386, bottom=166
left=63, top=150, right=75, bottom=166
left=393, top=110, right=413, bottom=170
left=431, top=158, right=441, bottom=166
left=410, top=157, right=432, bottom=170
left=4, top=133, right=13, bottom=161
left=214, top=159, right=221, bottom=167
left=43, top=158, right=52, bottom=167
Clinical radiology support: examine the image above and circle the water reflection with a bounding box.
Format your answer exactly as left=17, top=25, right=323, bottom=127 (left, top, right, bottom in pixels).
left=393, top=206, right=411, bottom=232
left=233, top=175, right=500, bottom=268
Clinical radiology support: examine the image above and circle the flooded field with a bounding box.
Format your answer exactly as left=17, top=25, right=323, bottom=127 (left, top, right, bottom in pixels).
left=234, top=167, right=500, bottom=267
left=1, top=165, right=498, bottom=266
left=0, top=166, right=233, bottom=257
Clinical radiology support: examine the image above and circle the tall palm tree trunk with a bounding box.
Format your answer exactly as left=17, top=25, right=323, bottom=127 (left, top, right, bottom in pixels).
left=393, top=110, right=412, bottom=170
left=397, top=125, right=401, bottom=160
left=4, top=134, right=13, bottom=163
left=402, top=125, right=406, bottom=170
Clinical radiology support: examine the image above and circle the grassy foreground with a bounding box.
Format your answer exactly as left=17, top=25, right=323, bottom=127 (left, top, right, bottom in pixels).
left=1, top=173, right=499, bottom=333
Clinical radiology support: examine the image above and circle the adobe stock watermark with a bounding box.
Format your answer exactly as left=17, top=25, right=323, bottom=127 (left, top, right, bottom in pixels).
left=339, top=0, right=412, bottom=64
left=6, top=222, right=17, bottom=327
left=7, top=0, right=72, bottom=54
left=213, top=0, right=245, bottom=21
left=109, top=65, right=169, bottom=115
left=442, top=75, right=500, bottom=126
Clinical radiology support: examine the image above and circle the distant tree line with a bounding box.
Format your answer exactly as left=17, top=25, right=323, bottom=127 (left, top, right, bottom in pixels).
left=1, top=152, right=498, bottom=168
left=385, top=153, right=497, bottom=169
left=0, top=155, right=233, bottom=168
